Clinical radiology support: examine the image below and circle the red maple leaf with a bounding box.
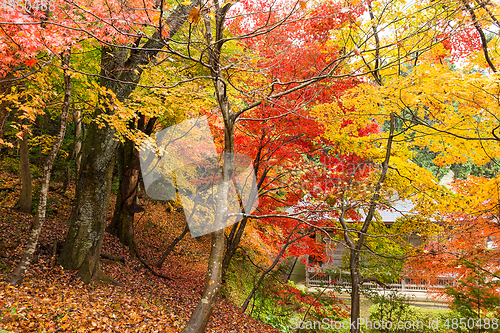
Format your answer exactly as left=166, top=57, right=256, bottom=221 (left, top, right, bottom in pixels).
left=24, top=58, right=37, bottom=67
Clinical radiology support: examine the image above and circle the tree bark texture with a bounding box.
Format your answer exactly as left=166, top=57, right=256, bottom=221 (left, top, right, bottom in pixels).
left=107, top=114, right=155, bottom=252
left=106, top=139, right=141, bottom=254
left=57, top=108, right=119, bottom=283
left=58, top=2, right=198, bottom=283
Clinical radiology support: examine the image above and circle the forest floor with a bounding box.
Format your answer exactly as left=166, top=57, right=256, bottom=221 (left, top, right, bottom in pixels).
left=0, top=171, right=280, bottom=332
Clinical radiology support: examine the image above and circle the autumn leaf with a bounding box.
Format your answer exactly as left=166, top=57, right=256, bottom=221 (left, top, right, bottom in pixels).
left=188, top=7, right=200, bottom=23
left=24, top=58, right=37, bottom=67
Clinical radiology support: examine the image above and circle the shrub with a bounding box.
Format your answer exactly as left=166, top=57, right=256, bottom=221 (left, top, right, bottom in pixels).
left=367, top=291, right=450, bottom=333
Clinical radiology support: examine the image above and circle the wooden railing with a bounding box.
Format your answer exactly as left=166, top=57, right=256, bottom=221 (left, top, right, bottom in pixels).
left=305, top=269, right=453, bottom=292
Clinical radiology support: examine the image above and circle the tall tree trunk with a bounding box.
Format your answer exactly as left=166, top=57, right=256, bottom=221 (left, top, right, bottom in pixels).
left=9, top=52, right=72, bottom=285
left=58, top=47, right=124, bottom=283
left=344, top=113, right=395, bottom=333
left=349, top=251, right=361, bottom=333
left=107, top=115, right=155, bottom=252
left=181, top=5, right=235, bottom=331
left=181, top=118, right=234, bottom=333
left=16, top=127, right=32, bottom=213
left=182, top=229, right=226, bottom=333
left=58, top=3, right=196, bottom=283
left=106, top=139, right=140, bottom=254
left=57, top=100, right=119, bottom=283
left=221, top=142, right=266, bottom=279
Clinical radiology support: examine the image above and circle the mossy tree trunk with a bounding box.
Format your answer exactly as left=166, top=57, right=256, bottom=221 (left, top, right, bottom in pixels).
left=106, top=139, right=140, bottom=255
left=57, top=86, right=119, bottom=283
left=107, top=114, right=155, bottom=254
left=58, top=4, right=196, bottom=283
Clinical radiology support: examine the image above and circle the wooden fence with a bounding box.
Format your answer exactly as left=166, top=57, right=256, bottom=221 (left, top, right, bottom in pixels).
left=306, top=268, right=453, bottom=292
